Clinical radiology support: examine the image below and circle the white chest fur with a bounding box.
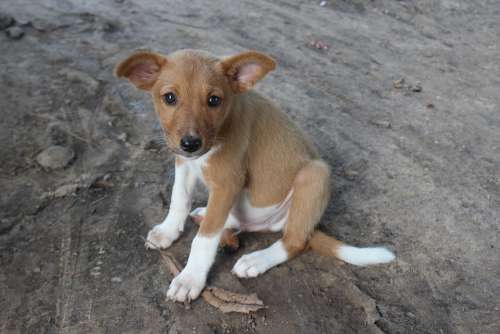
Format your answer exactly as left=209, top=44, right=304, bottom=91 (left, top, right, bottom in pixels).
left=179, top=146, right=219, bottom=184
left=182, top=146, right=293, bottom=233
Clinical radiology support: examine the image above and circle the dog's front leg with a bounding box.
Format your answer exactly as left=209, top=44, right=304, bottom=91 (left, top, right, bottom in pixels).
left=146, top=159, right=197, bottom=249
left=167, top=185, right=239, bottom=302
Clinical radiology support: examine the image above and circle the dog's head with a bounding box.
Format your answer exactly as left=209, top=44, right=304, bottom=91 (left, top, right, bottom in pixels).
left=114, top=49, right=275, bottom=158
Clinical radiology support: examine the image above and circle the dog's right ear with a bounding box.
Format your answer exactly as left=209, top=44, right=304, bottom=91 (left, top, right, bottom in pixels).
left=114, top=52, right=167, bottom=91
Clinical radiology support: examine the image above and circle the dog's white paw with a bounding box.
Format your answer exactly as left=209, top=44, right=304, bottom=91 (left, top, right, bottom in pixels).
left=232, top=241, right=288, bottom=278
left=167, top=269, right=205, bottom=302
left=232, top=252, right=271, bottom=278
left=145, top=224, right=181, bottom=250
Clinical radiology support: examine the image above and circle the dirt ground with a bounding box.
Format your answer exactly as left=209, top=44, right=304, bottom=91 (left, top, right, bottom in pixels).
left=1, top=0, right=499, bottom=333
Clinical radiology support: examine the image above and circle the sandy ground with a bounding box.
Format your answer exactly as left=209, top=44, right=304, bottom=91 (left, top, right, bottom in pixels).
left=1, top=0, right=499, bottom=333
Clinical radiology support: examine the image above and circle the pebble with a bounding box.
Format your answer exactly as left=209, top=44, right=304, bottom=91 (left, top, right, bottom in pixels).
left=111, top=276, right=122, bottom=283
left=5, top=26, right=24, bottom=40
left=411, top=83, right=423, bottom=92
left=117, top=132, right=128, bottom=142
left=370, top=119, right=392, bottom=129
left=393, top=78, right=405, bottom=89
left=0, top=13, right=14, bottom=30
left=36, top=145, right=75, bottom=169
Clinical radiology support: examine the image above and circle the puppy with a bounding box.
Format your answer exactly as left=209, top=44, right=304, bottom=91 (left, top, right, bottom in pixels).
left=115, top=49, right=395, bottom=302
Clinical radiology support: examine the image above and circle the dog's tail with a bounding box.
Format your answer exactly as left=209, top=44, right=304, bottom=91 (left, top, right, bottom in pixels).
left=307, top=231, right=395, bottom=266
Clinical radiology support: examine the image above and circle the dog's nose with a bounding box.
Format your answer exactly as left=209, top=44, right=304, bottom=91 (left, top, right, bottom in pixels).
left=180, top=135, right=202, bottom=153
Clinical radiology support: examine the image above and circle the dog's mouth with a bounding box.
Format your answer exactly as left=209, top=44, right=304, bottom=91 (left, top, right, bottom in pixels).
left=171, top=147, right=210, bottom=160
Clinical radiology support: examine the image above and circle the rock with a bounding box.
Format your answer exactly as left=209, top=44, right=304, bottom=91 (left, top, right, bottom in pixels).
left=0, top=13, right=14, bottom=30
left=117, top=132, right=127, bottom=142
left=50, top=183, right=80, bottom=198
left=111, top=276, right=122, bottom=283
left=370, top=119, right=392, bottom=128
left=5, top=26, right=24, bottom=40
left=393, top=78, right=405, bottom=89
left=59, top=68, right=100, bottom=94
left=411, top=82, right=423, bottom=92
left=308, top=40, right=329, bottom=51
left=36, top=145, right=75, bottom=169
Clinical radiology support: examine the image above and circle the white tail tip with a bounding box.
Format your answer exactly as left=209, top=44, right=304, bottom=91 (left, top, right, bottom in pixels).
left=337, top=245, right=395, bottom=266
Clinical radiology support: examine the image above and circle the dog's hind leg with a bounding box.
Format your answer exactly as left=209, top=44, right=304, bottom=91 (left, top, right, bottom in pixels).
left=190, top=208, right=240, bottom=251
left=232, top=160, right=330, bottom=278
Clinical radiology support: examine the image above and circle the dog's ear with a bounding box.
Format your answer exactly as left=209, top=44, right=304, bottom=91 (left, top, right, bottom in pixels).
left=218, top=51, right=276, bottom=93
left=114, top=52, right=167, bottom=91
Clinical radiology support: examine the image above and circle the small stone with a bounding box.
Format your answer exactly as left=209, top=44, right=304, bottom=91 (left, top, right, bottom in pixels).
left=411, top=83, right=422, bottom=92
left=111, top=276, right=122, bottom=283
left=370, top=119, right=392, bottom=129
left=117, top=132, right=128, bottom=142
left=50, top=184, right=80, bottom=198
left=319, top=1, right=328, bottom=6
left=426, top=103, right=435, bottom=109
left=36, top=145, right=75, bottom=169
left=393, top=78, right=405, bottom=89
left=309, top=40, right=329, bottom=51
left=5, top=26, right=24, bottom=40
left=33, top=267, right=41, bottom=273
left=0, top=13, right=14, bottom=30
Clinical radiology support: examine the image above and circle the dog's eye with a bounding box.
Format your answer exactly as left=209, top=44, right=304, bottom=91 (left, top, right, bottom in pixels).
left=207, top=95, right=221, bottom=107
left=163, top=92, right=177, bottom=106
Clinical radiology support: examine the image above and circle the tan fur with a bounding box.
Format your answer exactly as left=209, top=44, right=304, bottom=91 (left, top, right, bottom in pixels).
left=191, top=215, right=239, bottom=251
left=115, top=49, right=347, bottom=260
left=307, top=231, right=343, bottom=257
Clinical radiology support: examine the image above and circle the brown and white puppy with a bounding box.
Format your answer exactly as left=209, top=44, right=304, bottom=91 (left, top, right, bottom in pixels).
left=115, top=49, right=395, bottom=302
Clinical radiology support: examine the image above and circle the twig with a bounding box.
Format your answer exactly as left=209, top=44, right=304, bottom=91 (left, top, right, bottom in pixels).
left=142, top=236, right=267, bottom=314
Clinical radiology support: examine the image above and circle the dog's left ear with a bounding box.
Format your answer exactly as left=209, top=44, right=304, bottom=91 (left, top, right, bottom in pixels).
left=114, top=52, right=167, bottom=91
left=218, top=51, right=276, bottom=93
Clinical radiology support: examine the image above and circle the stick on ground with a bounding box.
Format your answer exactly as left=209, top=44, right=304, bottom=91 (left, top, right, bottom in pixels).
left=144, top=237, right=267, bottom=314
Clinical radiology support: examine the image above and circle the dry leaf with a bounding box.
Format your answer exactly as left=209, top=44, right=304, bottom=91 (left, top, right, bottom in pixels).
left=202, top=289, right=266, bottom=314
left=148, top=238, right=266, bottom=314
left=207, top=287, right=264, bottom=306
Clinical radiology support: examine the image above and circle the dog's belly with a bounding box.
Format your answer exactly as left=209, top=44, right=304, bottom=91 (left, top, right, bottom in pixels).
left=228, top=190, right=293, bottom=232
